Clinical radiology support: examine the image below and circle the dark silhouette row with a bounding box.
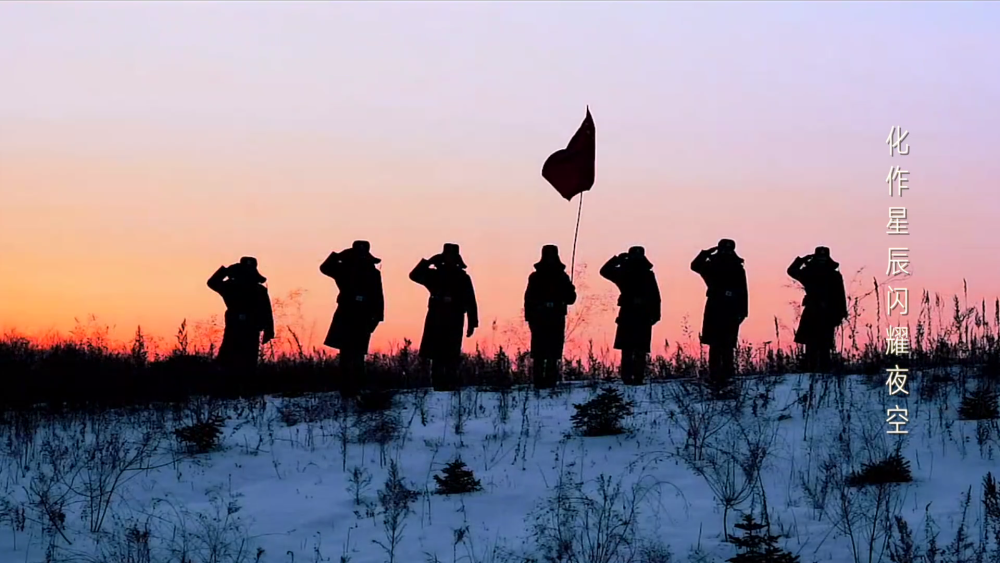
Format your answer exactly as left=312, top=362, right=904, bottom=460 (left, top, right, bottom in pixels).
left=208, top=240, right=847, bottom=394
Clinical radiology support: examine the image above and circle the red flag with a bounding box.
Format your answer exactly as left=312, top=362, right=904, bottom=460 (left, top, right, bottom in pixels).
left=542, top=107, right=595, bottom=201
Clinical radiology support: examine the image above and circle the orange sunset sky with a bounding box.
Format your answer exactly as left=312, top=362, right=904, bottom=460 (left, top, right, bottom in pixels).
left=2, top=2, right=999, bottom=358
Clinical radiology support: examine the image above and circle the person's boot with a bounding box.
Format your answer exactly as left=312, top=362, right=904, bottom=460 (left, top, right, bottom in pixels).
left=817, top=348, right=831, bottom=374
left=628, top=352, right=646, bottom=385
left=447, top=363, right=462, bottom=391
left=534, top=359, right=556, bottom=390
left=430, top=361, right=446, bottom=391
left=339, top=356, right=360, bottom=398
left=706, top=346, right=720, bottom=387
left=620, top=352, right=634, bottom=385
left=236, top=356, right=257, bottom=397
left=545, top=359, right=561, bottom=388
left=433, top=361, right=459, bottom=392
left=531, top=358, right=545, bottom=389
left=219, top=364, right=238, bottom=398
left=712, top=347, right=736, bottom=398
left=420, top=359, right=434, bottom=389
left=801, top=347, right=813, bottom=373
left=354, top=354, right=371, bottom=393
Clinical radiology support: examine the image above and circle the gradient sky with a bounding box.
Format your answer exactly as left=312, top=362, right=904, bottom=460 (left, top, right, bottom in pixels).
left=2, top=1, right=999, bottom=356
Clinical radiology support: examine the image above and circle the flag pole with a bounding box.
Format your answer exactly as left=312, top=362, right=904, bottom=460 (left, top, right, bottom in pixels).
left=569, top=192, right=584, bottom=283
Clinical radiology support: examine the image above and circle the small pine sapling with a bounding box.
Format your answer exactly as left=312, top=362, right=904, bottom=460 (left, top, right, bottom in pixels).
left=433, top=458, right=483, bottom=495
left=727, top=513, right=800, bottom=563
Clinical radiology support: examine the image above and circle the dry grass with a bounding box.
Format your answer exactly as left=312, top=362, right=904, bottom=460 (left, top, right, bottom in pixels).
left=0, top=268, right=997, bottom=411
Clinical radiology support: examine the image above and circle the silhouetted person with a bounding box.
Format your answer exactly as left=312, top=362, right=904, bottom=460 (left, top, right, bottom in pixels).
left=207, top=257, right=275, bottom=385
left=600, top=246, right=661, bottom=385
left=787, top=246, right=848, bottom=373
left=320, top=240, right=385, bottom=397
left=410, top=243, right=479, bottom=391
left=524, top=245, right=577, bottom=389
left=691, top=239, right=748, bottom=392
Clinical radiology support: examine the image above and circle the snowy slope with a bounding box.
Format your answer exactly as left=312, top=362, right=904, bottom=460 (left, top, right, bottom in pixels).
left=0, top=372, right=995, bottom=563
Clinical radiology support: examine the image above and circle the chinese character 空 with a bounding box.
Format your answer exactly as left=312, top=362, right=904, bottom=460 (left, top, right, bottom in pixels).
left=887, top=126, right=910, bottom=156
left=887, top=406, right=909, bottom=434
left=886, top=366, right=909, bottom=395
left=887, top=286, right=909, bottom=316
left=887, top=207, right=909, bottom=235
left=886, top=166, right=909, bottom=196
left=887, top=248, right=910, bottom=276
left=886, top=326, right=910, bottom=356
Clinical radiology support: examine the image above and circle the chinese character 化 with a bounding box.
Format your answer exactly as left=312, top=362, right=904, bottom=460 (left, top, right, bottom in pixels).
left=887, top=127, right=910, bottom=156
left=886, top=326, right=910, bottom=356
left=887, top=248, right=910, bottom=276
left=887, top=166, right=909, bottom=196
left=886, top=366, right=909, bottom=395
left=887, top=406, right=909, bottom=434
left=887, top=207, right=909, bottom=235
left=887, top=286, right=909, bottom=316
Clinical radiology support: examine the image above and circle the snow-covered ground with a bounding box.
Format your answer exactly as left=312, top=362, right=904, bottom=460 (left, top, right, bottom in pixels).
left=0, top=372, right=997, bottom=563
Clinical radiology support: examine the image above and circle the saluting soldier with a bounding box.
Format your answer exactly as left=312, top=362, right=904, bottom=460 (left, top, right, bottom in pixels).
left=599, top=246, right=661, bottom=385
left=410, top=243, right=479, bottom=391
left=787, top=246, right=849, bottom=373
left=320, top=240, right=385, bottom=396
left=691, top=239, right=748, bottom=391
left=524, top=245, right=577, bottom=389
left=207, top=256, right=275, bottom=382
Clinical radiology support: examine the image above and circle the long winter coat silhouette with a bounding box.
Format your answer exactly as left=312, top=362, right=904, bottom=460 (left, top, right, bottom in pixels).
left=787, top=249, right=849, bottom=350
left=207, top=257, right=275, bottom=371
left=600, top=247, right=661, bottom=354
left=524, top=245, right=577, bottom=361
left=320, top=241, right=385, bottom=356
left=410, top=244, right=479, bottom=362
left=691, top=244, right=749, bottom=349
